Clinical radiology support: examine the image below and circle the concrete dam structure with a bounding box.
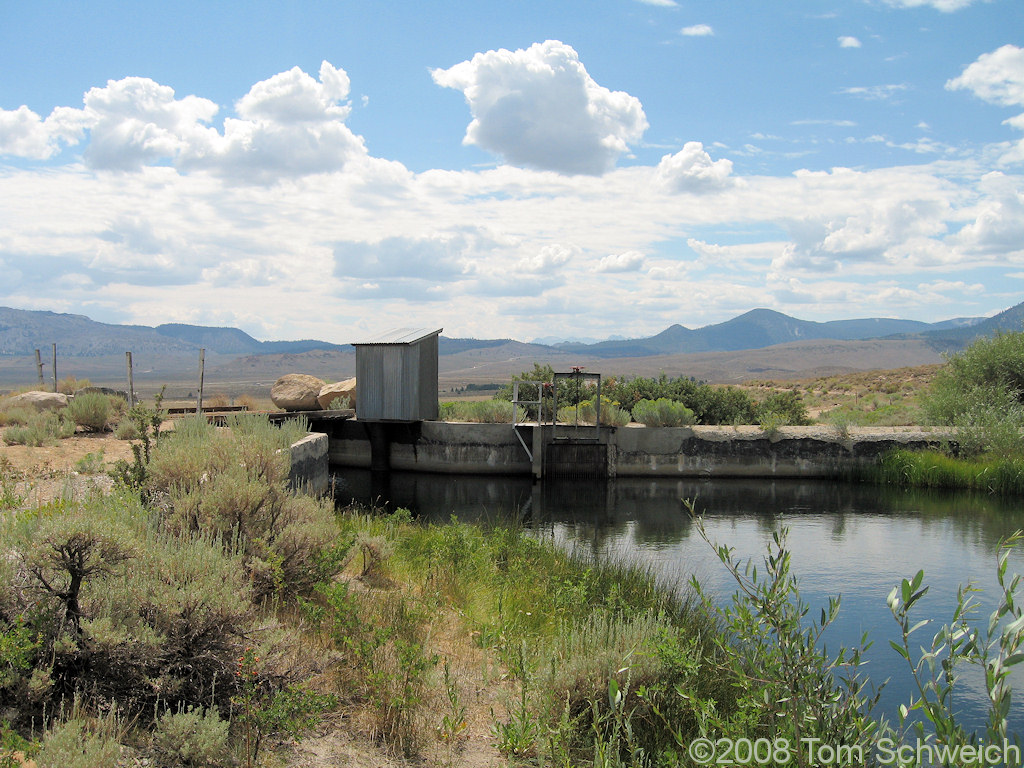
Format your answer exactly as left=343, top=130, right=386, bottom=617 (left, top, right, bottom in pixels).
left=311, top=418, right=947, bottom=480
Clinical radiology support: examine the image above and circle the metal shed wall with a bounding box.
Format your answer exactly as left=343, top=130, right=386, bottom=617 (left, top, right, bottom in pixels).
left=354, top=328, right=440, bottom=421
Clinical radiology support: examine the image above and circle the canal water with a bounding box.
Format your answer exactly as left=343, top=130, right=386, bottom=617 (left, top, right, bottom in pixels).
left=334, top=469, right=1024, bottom=737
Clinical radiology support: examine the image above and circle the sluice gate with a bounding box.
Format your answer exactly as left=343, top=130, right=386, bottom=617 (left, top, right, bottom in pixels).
left=544, top=441, right=608, bottom=479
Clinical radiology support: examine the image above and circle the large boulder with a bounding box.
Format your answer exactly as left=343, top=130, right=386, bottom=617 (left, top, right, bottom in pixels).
left=318, top=378, right=357, bottom=411
left=271, top=374, right=326, bottom=412
left=75, top=386, right=129, bottom=401
left=2, top=391, right=70, bottom=412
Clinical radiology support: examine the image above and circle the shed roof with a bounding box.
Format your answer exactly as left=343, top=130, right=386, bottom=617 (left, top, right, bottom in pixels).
left=353, top=327, right=443, bottom=346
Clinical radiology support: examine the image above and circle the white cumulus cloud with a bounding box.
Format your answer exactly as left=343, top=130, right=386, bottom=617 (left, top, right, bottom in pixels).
left=655, top=142, right=733, bottom=192
left=518, top=243, right=579, bottom=273
left=236, top=61, right=352, bottom=123
left=0, top=62, right=367, bottom=182
left=431, top=40, right=648, bottom=176
left=598, top=251, right=645, bottom=272
left=947, top=45, right=1024, bottom=164
left=0, top=105, right=89, bottom=159
left=950, top=174, right=1024, bottom=255
left=82, top=76, right=220, bottom=170
left=838, top=36, right=862, bottom=49
left=680, top=24, right=714, bottom=37
left=947, top=44, right=1024, bottom=108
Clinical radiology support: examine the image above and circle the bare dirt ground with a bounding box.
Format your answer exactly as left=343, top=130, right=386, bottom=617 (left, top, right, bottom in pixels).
left=1, top=431, right=134, bottom=508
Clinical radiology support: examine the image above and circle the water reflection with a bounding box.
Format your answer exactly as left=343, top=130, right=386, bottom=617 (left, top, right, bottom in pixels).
left=333, top=468, right=1024, bottom=735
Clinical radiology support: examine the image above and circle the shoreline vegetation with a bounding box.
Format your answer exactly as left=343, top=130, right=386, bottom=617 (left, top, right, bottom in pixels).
left=0, top=407, right=1021, bottom=765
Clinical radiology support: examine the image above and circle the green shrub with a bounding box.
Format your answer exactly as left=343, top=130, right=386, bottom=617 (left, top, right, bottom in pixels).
left=556, top=397, right=631, bottom=427
left=150, top=706, right=230, bottom=768
left=3, top=411, right=74, bottom=446
left=114, top=418, right=140, bottom=440
left=35, top=717, right=121, bottom=768
left=0, top=407, right=35, bottom=428
left=923, top=331, right=1024, bottom=457
left=0, top=492, right=257, bottom=721
left=606, top=373, right=758, bottom=424
left=66, top=392, right=115, bottom=432
left=74, top=451, right=105, bottom=474
left=150, top=415, right=344, bottom=601
left=439, top=399, right=514, bottom=423
left=755, top=390, right=810, bottom=426
left=632, top=397, right=695, bottom=427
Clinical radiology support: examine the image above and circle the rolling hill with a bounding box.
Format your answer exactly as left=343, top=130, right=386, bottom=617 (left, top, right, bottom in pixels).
left=0, top=302, right=1019, bottom=389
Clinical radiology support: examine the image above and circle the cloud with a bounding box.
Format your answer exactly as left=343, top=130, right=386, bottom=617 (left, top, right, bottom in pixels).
left=81, top=76, right=220, bottom=171
left=950, top=174, right=1024, bottom=255
left=947, top=44, right=1024, bottom=108
left=202, top=259, right=288, bottom=287
left=791, top=119, right=857, bottom=127
left=183, top=61, right=366, bottom=181
left=431, top=40, right=648, bottom=175
left=333, top=233, right=474, bottom=280
left=636, top=0, right=677, bottom=5
left=882, top=0, right=978, bottom=10
left=947, top=45, right=1024, bottom=164
left=0, top=62, right=367, bottom=182
left=838, top=36, right=862, bottom=49
left=236, top=61, right=351, bottom=123
left=0, top=105, right=89, bottom=159
left=840, top=84, right=908, bottom=100
left=680, top=24, right=714, bottom=37
left=655, top=142, right=733, bottom=192
left=518, top=243, right=578, bottom=273
left=598, top=251, right=645, bottom=272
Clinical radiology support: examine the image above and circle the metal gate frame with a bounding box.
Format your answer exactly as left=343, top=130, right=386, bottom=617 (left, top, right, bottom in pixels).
left=552, top=370, right=601, bottom=441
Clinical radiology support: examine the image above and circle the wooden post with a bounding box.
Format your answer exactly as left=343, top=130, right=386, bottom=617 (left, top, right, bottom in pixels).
left=51, top=343, right=57, bottom=393
left=126, top=351, right=135, bottom=408
left=34, top=349, right=44, bottom=388
left=196, top=348, right=205, bottom=414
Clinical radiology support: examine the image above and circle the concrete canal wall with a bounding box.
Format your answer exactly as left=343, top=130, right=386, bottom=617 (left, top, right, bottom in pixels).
left=287, top=432, right=330, bottom=493
left=320, top=419, right=949, bottom=479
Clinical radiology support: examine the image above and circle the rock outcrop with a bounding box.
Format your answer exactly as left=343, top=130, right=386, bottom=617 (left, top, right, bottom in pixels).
left=271, top=374, right=326, bottom=411
left=2, top=391, right=70, bottom=412
left=317, top=378, right=357, bottom=411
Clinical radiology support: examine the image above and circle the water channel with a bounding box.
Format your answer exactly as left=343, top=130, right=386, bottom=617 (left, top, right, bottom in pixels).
left=334, top=468, right=1024, bottom=737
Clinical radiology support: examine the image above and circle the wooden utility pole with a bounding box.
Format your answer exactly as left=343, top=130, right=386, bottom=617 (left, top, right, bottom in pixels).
left=126, top=351, right=135, bottom=408
left=51, top=343, right=57, bottom=393
left=34, top=349, right=44, bottom=388
left=196, top=348, right=205, bottom=414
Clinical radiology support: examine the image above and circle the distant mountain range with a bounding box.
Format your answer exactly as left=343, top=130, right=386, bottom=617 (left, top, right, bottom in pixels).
left=0, top=308, right=349, bottom=358
left=1, top=301, right=1021, bottom=363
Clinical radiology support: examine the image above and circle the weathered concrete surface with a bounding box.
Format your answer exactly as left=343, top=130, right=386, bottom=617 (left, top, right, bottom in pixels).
left=326, top=420, right=532, bottom=474
left=288, top=432, right=329, bottom=494
left=325, top=420, right=950, bottom=479
left=612, top=424, right=947, bottom=478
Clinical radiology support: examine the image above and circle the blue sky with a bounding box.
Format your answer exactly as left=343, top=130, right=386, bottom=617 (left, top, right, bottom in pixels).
left=1, top=0, right=1022, bottom=342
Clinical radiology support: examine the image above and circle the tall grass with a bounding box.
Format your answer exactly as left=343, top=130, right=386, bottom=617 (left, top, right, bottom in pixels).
left=869, top=449, right=1024, bottom=494
left=328, top=510, right=724, bottom=763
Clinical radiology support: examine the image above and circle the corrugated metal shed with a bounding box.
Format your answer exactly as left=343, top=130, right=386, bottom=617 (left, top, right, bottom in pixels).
left=353, top=327, right=442, bottom=421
